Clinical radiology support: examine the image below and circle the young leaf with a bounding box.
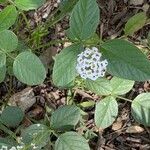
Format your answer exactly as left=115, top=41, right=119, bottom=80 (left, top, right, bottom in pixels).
left=101, top=39, right=150, bottom=81
left=52, top=44, right=81, bottom=87
left=0, top=65, right=6, bottom=83
left=69, top=0, right=100, bottom=40
left=55, top=132, right=90, bottom=150
left=110, top=77, right=135, bottom=95
left=131, top=93, right=150, bottom=126
left=15, top=0, right=45, bottom=11
left=21, top=124, right=49, bottom=149
left=13, top=51, right=46, bottom=85
left=0, top=30, right=18, bottom=52
left=85, top=78, right=112, bottom=96
left=95, top=96, right=118, bottom=128
left=50, top=105, right=80, bottom=131
left=0, top=5, right=18, bottom=31
left=124, top=12, right=147, bottom=36
left=1, top=106, right=24, bottom=128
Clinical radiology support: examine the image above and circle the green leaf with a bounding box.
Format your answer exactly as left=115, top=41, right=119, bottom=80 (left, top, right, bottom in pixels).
left=52, top=44, right=81, bottom=87
left=55, top=132, right=90, bottom=150
left=50, top=105, right=80, bottom=131
left=0, top=30, right=18, bottom=52
left=131, top=93, right=150, bottom=126
left=95, top=96, right=118, bottom=128
left=0, top=5, right=18, bottom=31
left=110, top=77, right=135, bottom=95
left=124, top=12, right=147, bottom=36
left=101, top=39, right=150, bottom=81
left=1, top=106, right=24, bottom=128
left=85, top=78, right=112, bottom=96
left=15, top=0, right=45, bottom=11
left=0, top=52, right=6, bottom=67
left=0, top=0, right=6, bottom=4
left=79, top=101, right=95, bottom=108
left=13, top=51, right=46, bottom=85
left=0, top=137, right=16, bottom=149
left=21, top=124, right=49, bottom=149
left=60, top=0, right=79, bottom=13
left=69, top=0, right=100, bottom=40
left=0, top=65, right=6, bottom=83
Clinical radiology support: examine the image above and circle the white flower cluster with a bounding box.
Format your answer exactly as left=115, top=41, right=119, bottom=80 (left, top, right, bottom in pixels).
left=0, top=143, right=38, bottom=150
left=0, top=145, right=23, bottom=150
left=0, top=136, right=38, bottom=150
left=76, top=47, right=108, bottom=80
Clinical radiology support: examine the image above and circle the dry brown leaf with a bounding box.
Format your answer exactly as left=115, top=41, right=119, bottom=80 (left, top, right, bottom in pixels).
left=112, top=121, right=123, bottom=131
left=126, top=125, right=144, bottom=133
left=9, top=87, right=36, bottom=112
left=130, top=0, right=144, bottom=5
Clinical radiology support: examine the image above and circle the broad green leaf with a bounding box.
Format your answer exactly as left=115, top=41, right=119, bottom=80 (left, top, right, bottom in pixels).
left=95, top=96, right=118, bottom=128
left=0, top=5, right=18, bottom=31
left=16, top=41, right=31, bottom=52
left=55, top=132, right=90, bottom=150
left=0, top=30, right=18, bottom=53
left=13, top=51, right=46, bottom=85
left=0, top=137, right=16, bottom=149
left=131, top=93, right=150, bottom=126
left=110, top=77, right=135, bottom=95
left=50, top=105, right=80, bottom=131
left=0, top=65, right=6, bottom=83
left=1, top=106, right=24, bottom=128
left=15, top=0, right=45, bottom=11
left=0, top=52, right=6, bottom=67
left=85, top=78, right=112, bottom=96
left=52, top=44, right=81, bottom=87
left=60, top=0, right=79, bottom=13
left=21, top=124, right=49, bottom=149
left=69, top=0, right=100, bottom=40
left=124, top=12, right=147, bottom=36
left=0, top=0, right=6, bottom=3
left=101, top=39, right=150, bottom=81
left=85, top=33, right=101, bottom=45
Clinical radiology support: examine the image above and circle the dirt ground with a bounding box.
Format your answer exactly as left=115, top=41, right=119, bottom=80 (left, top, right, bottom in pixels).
left=0, top=0, right=150, bottom=150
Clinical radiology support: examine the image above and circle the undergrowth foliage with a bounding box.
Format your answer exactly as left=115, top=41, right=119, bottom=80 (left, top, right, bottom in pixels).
left=0, top=0, right=150, bottom=150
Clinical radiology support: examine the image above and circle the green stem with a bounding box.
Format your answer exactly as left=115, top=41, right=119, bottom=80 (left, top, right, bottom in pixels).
left=33, top=39, right=70, bottom=50
left=117, top=96, right=132, bottom=102
left=45, top=13, right=66, bottom=28
left=21, top=12, right=31, bottom=30
left=0, top=49, right=15, bottom=60
left=0, top=123, right=17, bottom=140
left=7, top=0, right=14, bottom=4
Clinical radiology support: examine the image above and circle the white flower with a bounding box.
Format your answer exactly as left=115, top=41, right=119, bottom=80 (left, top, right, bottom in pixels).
left=9, top=147, right=17, bottom=150
left=16, top=146, right=23, bottom=150
left=1, top=146, right=8, bottom=150
left=76, top=47, right=108, bottom=80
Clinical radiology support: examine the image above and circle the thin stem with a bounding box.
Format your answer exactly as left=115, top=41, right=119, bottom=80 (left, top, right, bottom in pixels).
left=0, top=123, right=17, bottom=140
left=45, top=13, right=66, bottom=28
left=0, top=48, right=15, bottom=60
left=21, top=12, right=31, bottom=30
left=33, top=39, right=70, bottom=50
left=117, top=96, right=132, bottom=102
left=7, top=0, right=14, bottom=4
left=146, top=19, right=150, bottom=25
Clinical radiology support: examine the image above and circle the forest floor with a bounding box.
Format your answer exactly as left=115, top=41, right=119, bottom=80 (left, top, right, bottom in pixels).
left=0, top=0, right=150, bottom=150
